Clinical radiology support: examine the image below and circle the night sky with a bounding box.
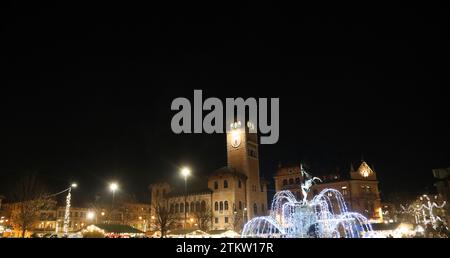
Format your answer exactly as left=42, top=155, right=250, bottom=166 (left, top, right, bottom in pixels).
left=1, top=2, right=449, bottom=203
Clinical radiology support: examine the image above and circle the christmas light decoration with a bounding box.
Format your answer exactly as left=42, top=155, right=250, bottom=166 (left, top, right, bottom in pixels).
left=400, top=195, right=447, bottom=229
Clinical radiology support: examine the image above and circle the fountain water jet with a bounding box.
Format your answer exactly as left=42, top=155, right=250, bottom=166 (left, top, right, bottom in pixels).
left=242, top=166, right=374, bottom=238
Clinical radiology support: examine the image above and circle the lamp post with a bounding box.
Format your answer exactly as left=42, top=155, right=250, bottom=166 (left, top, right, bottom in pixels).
left=180, top=167, right=191, bottom=235
left=109, top=182, right=119, bottom=206
left=243, top=207, right=247, bottom=224
left=109, top=182, right=119, bottom=224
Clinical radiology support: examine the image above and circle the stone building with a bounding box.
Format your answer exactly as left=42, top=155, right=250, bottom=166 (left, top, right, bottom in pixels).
left=274, top=161, right=383, bottom=222
left=150, top=121, right=268, bottom=231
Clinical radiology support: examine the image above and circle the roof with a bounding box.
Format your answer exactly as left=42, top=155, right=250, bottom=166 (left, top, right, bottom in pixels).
left=167, top=229, right=209, bottom=236
left=93, top=224, right=144, bottom=234
left=209, top=166, right=247, bottom=179
left=166, top=188, right=213, bottom=198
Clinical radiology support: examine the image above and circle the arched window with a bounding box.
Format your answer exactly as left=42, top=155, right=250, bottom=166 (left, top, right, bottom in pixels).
left=253, top=203, right=257, bottom=215
left=180, top=203, right=184, bottom=213
left=214, top=202, right=219, bottom=211
left=238, top=180, right=242, bottom=188
left=239, top=201, right=242, bottom=210
left=220, top=201, right=224, bottom=211
left=190, top=202, right=195, bottom=212
left=175, top=203, right=179, bottom=213
left=261, top=204, right=265, bottom=213
left=195, top=201, right=200, bottom=212
left=289, top=178, right=294, bottom=185
left=201, top=201, right=206, bottom=212
left=170, top=204, right=174, bottom=213
left=224, top=180, right=228, bottom=188
left=224, top=201, right=229, bottom=210
left=214, top=181, right=218, bottom=189
left=185, top=202, right=189, bottom=213
left=283, top=179, right=288, bottom=186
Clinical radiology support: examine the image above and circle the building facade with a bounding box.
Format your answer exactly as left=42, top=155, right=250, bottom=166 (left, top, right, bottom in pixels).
left=1, top=200, right=151, bottom=237
left=150, top=122, right=268, bottom=231
left=274, top=161, right=383, bottom=222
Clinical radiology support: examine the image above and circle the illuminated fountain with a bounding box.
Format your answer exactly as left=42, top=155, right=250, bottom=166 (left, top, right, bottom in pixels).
left=242, top=166, right=373, bottom=238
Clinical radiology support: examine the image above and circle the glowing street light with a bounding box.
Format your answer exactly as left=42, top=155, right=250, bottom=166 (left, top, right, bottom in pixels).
left=87, top=212, right=95, bottom=220
left=181, top=167, right=191, bottom=178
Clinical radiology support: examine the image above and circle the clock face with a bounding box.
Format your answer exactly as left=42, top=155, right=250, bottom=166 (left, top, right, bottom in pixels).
left=231, top=132, right=241, bottom=148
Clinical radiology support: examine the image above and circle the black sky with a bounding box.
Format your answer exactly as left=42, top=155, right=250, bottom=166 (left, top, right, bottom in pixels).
left=1, top=2, right=449, bottom=203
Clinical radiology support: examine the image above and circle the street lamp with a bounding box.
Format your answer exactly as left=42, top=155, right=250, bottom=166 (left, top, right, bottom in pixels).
left=243, top=207, right=247, bottom=224
left=110, top=182, right=118, bottom=199
left=180, top=167, right=191, bottom=234
left=108, top=182, right=119, bottom=224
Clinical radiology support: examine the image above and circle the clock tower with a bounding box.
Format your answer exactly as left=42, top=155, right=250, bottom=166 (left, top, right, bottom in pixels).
left=226, top=121, right=267, bottom=219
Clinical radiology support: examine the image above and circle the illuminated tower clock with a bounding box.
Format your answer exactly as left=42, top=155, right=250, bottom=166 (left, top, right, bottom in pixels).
left=226, top=121, right=267, bottom=219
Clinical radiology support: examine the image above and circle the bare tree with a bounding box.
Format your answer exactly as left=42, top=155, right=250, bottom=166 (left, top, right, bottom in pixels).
left=10, top=174, right=51, bottom=238
left=193, top=206, right=213, bottom=232
left=230, top=211, right=242, bottom=232
left=151, top=201, right=176, bottom=238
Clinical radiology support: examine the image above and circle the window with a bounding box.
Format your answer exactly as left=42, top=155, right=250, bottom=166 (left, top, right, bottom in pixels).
left=185, top=202, right=189, bottom=212
left=260, top=184, right=264, bottom=192
left=289, top=178, right=294, bottom=185
left=224, top=180, right=228, bottom=189
left=248, top=149, right=257, bottom=158
left=215, top=218, right=219, bottom=224
left=261, top=204, right=265, bottom=212
left=196, top=202, right=200, bottom=212
left=239, top=201, right=242, bottom=210
left=215, top=202, right=219, bottom=211
left=220, top=201, right=224, bottom=211
left=224, top=201, right=229, bottom=210
left=238, top=180, right=242, bottom=188
left=190, top=202, right=195, bottom=212
left=225, top=217, right=229, bottom=223
left=175, top=203, right=179, bottom=213
left=283, top=179, right=288, bottom=186
left=253, top=203, right=257, bottom=215
left=342, top=186, right=348, bottom=196
left=214, top=181, right=218, bottom=190
left=180, top=203, right=184, bottom=213
left=201, top=201, right=206, bottom=212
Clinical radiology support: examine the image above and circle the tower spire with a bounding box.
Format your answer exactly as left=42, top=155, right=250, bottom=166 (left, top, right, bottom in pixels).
left=350, top=162, right=355, bottom=173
